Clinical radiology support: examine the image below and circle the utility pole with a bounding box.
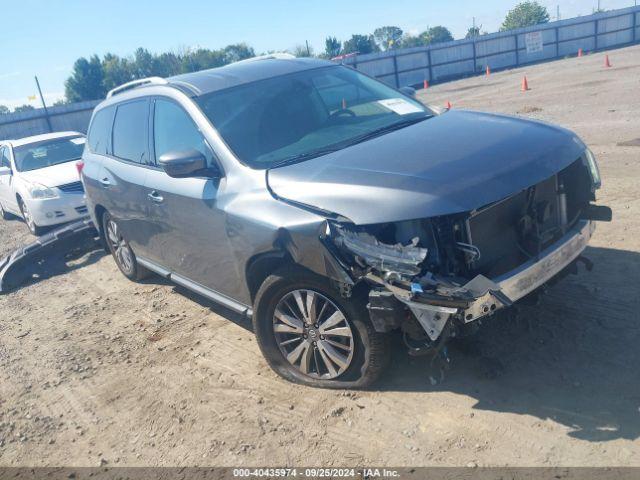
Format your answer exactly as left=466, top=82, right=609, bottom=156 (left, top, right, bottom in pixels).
left=34, top=76, right=53, bottom=133
left=305, top=40, right=311, bottom=56
left=557, top=5, right=561, bottom=20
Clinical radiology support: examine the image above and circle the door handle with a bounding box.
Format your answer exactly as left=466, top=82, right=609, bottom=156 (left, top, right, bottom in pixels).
left=147, top=191, right=164, bottom=203
left=99, top=178, right=111, bottom=187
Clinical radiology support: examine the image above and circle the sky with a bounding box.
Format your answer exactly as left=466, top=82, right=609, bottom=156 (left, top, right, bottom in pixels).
left=0, top=0, right=636, bottom=109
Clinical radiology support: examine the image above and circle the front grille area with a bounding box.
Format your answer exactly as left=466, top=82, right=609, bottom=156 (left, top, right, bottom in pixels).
left=57, top=181, right=84, bottom=194
left=464, top=158, right=590, bottom=278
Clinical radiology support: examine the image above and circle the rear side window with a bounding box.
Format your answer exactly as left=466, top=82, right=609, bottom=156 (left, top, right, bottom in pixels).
left=87, top=106, right=114, bottom=155
left=112, top=100, right=148, bottom=163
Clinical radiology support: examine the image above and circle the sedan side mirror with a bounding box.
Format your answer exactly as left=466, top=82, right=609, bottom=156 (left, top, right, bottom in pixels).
left=158, top=149, right=220, bottom=178
left=0, top=166, right=11, bottom=177
left=399, top=86, right=417, bottom=98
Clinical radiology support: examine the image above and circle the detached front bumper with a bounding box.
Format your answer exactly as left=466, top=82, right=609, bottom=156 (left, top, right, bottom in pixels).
left=374, top=220, right=595, bottom=340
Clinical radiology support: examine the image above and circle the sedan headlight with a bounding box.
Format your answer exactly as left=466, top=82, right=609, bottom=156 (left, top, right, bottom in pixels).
left=28, top=183, right=58, bottom=199
left=585, top=148, right=601, bottom=188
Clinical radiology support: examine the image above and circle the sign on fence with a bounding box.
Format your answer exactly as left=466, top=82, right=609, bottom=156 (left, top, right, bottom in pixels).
left=525, top=31, right=544, bottom=54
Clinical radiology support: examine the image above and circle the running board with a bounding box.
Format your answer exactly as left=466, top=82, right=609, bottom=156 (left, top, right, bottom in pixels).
left=137, top=256, right=253, bottom=318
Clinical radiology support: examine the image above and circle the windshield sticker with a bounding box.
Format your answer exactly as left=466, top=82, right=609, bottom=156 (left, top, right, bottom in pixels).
left=377, top=98, right=423, bottom=115
left=70, top=137, right=86, bottom=145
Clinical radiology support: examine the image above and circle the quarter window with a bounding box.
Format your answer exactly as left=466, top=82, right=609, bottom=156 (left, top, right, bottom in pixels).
left=153, top=99, right=213, bottom=164
left=112, top=100, right=148, bottom=163
left=87, top=106, right=114, bottom=155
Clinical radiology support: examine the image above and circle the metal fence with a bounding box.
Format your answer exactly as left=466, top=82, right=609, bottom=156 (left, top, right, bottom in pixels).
left=0, top=100, right=99, bottom=141
left=343, top=6, right=640, bottom=88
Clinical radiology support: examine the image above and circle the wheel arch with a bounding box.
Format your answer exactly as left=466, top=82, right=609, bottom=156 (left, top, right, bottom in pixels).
left=245, top=250, right=294, bottom=304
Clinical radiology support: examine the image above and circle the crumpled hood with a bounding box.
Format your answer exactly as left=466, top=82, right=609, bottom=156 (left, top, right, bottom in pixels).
left=267, top=110, right=586, bottom=225
left=19, top=161, right=80, bottom=188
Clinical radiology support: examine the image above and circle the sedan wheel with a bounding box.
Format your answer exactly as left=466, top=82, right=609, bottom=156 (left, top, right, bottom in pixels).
left=273, top=289, right=355, bottom=379
left=19, top=199, right=41, bottom=235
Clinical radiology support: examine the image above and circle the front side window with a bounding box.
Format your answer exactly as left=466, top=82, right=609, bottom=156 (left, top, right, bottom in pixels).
left=112, top=100, right=148, bottom=163
left=196, top=65, right=432, bottom=169
left=13, top=136, right=86, bottom=172
left=0, top=146, right=10, bottom=168
left=153, top=99, right=213, bottom=165
left=88, top=106, right=115, bottom=155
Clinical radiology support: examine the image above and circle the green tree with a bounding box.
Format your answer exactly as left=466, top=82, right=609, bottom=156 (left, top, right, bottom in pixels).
left=223, top=43, right=255, bottom=63
left=423, top=26, right=454, bottom=44
left=465, top=26, right=481, bottom=39
left=13, top=104, right=35, bottom=113
left=65, top=55, right=105, bottom=102
left=399, top=34, right=426, bottom=48
left=292, top=44, right=313, bottom=57
left=52, top=99, right=68, bottom=107
left=0, top=105, right=10, bottom=115
left=324, top=37, right=341, bottom=58
left=501, top=1, right=550, bottom=31
left=102, top=53, right=133, bottom=92
left=373, top=26, right=403, bottom=50
left=342, top=34, right=379, bottom=55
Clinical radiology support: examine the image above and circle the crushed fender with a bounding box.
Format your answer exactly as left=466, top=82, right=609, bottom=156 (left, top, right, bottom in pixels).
left=0, top=219, right=98, bottom=293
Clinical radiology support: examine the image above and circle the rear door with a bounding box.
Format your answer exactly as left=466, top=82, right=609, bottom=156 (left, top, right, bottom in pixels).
left=141, top=97, right=242, bottom=297
left=99, top=98, right=153, bottom=255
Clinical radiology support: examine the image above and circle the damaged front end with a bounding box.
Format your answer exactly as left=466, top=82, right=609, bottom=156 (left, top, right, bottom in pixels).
left=326, top=154, right=611, bottom=354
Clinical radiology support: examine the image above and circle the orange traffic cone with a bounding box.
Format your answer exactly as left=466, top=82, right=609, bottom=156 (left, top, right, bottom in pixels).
left=423, top=79, right=429, bottom=89
left=604, top=54, right=612, bottom=67
left=578, top=48, right=583, bottom=57
left=486, top=65, right=491, bottom=76
left=446, top=101, right=452, bottom=109
left=521, top=76, right=530, bottom=91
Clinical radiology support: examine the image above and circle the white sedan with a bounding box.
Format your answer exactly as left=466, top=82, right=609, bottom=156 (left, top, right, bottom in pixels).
left=0, top=131, right=88, bottom=235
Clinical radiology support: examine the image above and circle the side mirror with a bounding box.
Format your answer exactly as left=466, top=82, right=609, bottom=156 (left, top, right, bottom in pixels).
left=158, top=149, right=219, bottom=178
left=0, top=166, right=11, bottom=177
left=399, top=86, right=417, bottom=98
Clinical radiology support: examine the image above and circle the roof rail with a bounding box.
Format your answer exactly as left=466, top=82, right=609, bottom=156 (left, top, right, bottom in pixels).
left=233, top=53, right=296, bottom=66
left=106, top=77, right=168, bottom=98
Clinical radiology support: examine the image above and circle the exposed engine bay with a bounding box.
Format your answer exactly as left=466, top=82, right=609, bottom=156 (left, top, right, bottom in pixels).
left=326, top=154, right=612, bottom=354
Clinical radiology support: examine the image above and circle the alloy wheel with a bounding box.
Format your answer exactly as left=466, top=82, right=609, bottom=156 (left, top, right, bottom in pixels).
left=106, top=219, right=134, bottom=274
left=273, top=289, right=355, bottom=379
left=20, top=201, right=36, bottom=232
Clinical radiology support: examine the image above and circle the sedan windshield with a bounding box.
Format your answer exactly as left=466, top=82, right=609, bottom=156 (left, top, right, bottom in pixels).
left=196, top=65, right=432, bottom=169
left=14, top=136, right=86, bottom=172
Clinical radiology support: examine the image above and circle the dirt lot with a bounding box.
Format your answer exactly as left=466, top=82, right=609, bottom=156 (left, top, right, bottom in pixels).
left=1, top=45, right=639, bottom=468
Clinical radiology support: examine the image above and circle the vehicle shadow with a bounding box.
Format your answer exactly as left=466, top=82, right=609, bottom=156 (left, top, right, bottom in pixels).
left=378, top=246, right=640, bottom=443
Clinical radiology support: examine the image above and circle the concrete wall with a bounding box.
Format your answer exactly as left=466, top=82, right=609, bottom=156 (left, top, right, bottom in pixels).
left=0, top=100, right=100, bottom=141
left=343, top=6, right=640, bottom=88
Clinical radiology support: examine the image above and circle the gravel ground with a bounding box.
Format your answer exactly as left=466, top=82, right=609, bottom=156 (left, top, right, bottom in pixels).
left=0, top=44, right=639, bottom=467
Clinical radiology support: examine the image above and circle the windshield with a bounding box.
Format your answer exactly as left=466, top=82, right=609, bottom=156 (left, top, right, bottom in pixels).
left=196, top=65, right=432, bottom=169
left=14, top=136, right=86, bottom=172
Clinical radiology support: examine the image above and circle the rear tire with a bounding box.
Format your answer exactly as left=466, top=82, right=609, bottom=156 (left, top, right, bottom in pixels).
left=252, top=267, right=390, bottom=389
left=18, top=198, right=44, bottom=236
left=102, top=211, right=151, bottom=281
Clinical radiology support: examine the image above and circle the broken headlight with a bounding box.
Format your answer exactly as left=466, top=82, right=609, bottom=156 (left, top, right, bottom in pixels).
left=328, top=222, right=428, bottom=277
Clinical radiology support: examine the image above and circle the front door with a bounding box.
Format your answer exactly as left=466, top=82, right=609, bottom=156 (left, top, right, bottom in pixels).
left=0, top=146, right=18, bottom=214
left=142, top=98, right=243, bottom=298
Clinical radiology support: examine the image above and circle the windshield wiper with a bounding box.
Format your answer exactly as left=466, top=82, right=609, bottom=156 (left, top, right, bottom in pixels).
left=343, top=115, right=432, bottom=148
left=270, top=147, right=342, bottom=169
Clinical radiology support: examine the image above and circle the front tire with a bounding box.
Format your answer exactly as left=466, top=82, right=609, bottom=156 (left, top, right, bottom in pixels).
left=102, top=211, right=150, bottom=281
left=18, top=198, right=43, bottom=236
left=253, top=267, right=390, bottom=389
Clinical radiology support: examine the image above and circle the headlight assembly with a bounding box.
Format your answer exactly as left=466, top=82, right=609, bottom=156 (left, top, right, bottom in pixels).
left=28, top=183, right=58, bottom=199
left=584, top=148, right=601, bottom=188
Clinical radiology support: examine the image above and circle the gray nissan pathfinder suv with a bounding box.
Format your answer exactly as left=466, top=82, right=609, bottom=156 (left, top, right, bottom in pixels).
left=81, top=54, right=610, bottom=388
